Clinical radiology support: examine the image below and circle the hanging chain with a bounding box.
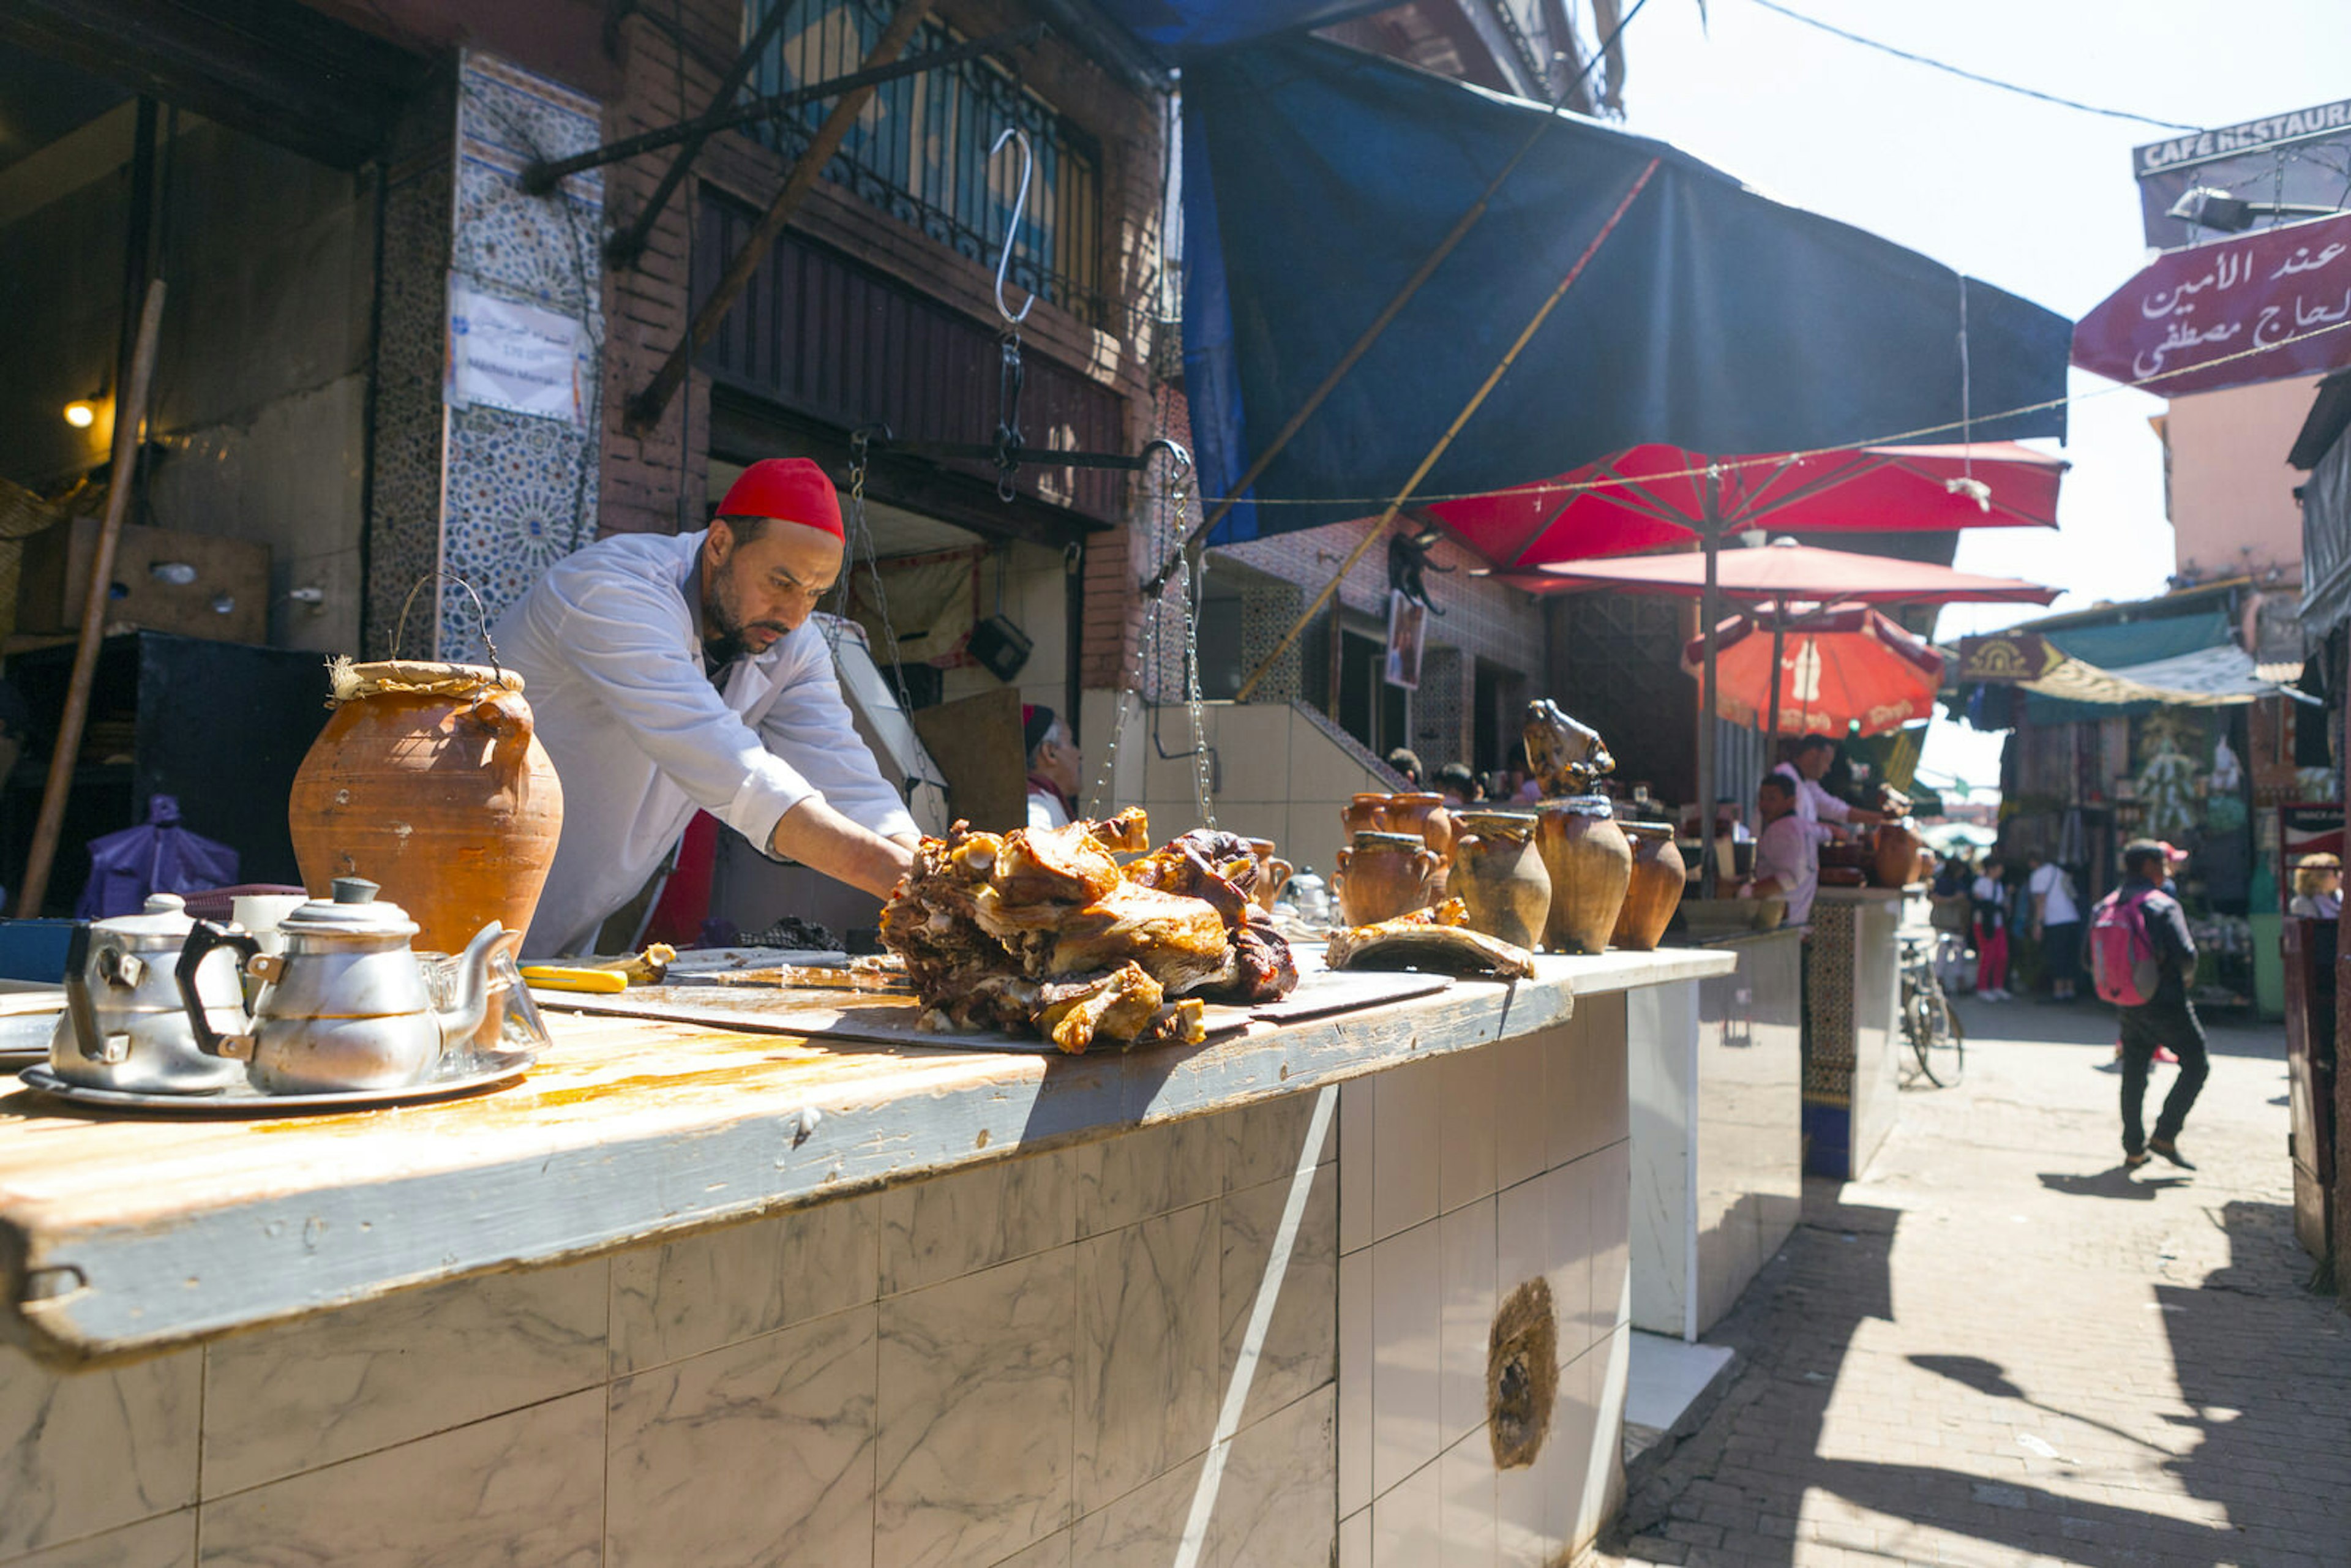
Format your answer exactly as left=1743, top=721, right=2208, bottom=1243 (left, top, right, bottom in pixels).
left=1083, top=441, right=1192, bottom=820
left=838, top=432, right=917, bottom=720
left=1172, top=473, right=1215, bottom=828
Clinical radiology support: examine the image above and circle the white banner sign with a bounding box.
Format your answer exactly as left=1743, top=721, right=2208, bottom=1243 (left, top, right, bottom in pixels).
left=447, top=279, right=585, bottom=425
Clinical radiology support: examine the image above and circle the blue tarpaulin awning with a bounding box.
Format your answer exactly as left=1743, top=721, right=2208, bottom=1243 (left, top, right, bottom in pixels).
left=1181, top=38, right=2072, bottom=542
left=1088, top=0, right=1389, bottom=56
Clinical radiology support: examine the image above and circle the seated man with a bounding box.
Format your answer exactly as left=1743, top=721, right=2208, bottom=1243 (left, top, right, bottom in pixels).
left=1744, top=773, right=1817, bottom=925
left=1023, top=705, right=1079, bottom=828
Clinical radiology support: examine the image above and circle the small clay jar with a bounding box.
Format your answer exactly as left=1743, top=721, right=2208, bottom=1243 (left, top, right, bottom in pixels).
left=1335, top=831, right=1441, bottom=927
left=1611, top=820, right=1685, bottom=952
left=1450, top=811, right=1550, bottom=951
left=1872, top=819, right=1926, bottom=890
left=1384, top=791, right=1455, bottom=862
left=1534, top=795, right=1633, bottom=955
left=1247, top=838, right=1295, bottom=913
left=1343, top=793, right=1391, bottom=837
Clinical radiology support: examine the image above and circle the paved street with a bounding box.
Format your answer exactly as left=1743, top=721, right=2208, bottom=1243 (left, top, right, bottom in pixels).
left=1601, top=994, right=2351, bottom=1568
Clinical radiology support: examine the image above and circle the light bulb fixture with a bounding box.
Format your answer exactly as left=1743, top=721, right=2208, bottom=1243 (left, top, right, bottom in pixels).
left=63, top=400, right=97, bottom=429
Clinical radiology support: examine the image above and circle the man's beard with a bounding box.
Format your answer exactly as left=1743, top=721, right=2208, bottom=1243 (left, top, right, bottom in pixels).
left=703, top=566, right=792, bottom=669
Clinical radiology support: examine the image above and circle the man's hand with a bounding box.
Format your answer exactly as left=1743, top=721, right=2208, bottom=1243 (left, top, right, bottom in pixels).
left=768, top=797, right=917, bottom=898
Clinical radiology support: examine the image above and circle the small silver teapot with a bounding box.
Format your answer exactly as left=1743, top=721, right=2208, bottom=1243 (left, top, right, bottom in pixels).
left=51, top=893, right=252, bottom=1093
left=177, top=877, right=503, bottom=1093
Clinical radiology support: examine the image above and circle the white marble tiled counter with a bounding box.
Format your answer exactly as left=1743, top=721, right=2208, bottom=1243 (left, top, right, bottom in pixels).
left=0, top=946, right=1729, bottom=1568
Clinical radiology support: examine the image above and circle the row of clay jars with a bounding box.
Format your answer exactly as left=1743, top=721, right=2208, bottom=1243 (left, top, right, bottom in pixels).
left=1335, top=832, right=1443, bottom=926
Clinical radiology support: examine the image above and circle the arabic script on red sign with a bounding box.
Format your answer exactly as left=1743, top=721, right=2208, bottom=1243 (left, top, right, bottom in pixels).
left=2071, top=211, right=2351, bottom=397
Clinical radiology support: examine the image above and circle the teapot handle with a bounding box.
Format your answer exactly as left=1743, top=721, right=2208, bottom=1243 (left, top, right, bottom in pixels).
left=176, top=921, right=261, bottom=1060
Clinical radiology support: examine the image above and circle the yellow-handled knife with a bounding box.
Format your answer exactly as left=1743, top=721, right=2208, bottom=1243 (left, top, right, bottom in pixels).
left=520, top=964, right=629, bottom=995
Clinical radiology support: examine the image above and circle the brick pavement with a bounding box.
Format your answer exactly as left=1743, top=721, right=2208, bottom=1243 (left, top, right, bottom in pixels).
left=1597, top=994, right=2351, bottom=1568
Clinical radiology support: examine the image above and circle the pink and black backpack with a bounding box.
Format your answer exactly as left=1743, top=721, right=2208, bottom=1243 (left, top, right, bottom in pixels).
left=2088, top=887, right=2165, bottom=1007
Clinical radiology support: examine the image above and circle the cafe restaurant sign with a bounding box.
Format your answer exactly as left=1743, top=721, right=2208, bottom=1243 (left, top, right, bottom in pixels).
left=1955, top=631, right=2064, bottom=685
left=2071, top=209, right=2351, bottom=397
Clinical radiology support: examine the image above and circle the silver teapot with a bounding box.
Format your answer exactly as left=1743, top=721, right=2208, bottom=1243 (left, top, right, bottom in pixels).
left=51, top=893, right=252, bottom=1093
left=177, top=877, right=503, bottom=1093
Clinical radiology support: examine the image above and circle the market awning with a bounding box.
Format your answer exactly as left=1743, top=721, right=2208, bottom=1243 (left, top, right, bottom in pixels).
left=1088, top=0, right=1385, bottom=56
left=1500, top=541, right=2059, bottom=607
left=2019, top=644, right=2305, bottom=708
left=1182, top=36, right=2071, bottom=541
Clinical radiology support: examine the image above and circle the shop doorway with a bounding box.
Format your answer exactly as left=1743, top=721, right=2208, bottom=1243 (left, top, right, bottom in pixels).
left=1338, top=624, right=1409, bottom=758
left=1474, top=657, right=1525, bottom=775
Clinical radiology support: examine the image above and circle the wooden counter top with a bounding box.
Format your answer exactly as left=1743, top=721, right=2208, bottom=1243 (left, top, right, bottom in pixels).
left=0, top=947, right=1732, bottom=1366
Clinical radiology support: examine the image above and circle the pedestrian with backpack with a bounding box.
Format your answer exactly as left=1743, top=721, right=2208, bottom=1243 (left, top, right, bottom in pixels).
left=2094, top=839, right=2210, bottom=1171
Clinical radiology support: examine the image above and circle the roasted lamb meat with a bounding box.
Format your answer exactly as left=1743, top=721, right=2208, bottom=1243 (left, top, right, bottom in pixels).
left=1327, top=898, right=1538, bottom=980
left=880, top=812, right=1297, bottom=1052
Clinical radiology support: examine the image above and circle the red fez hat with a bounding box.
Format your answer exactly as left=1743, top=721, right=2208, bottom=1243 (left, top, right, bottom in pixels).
left=717, top=458, right=843, bottom=539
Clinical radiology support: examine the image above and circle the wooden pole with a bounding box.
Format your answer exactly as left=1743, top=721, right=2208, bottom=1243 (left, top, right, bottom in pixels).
left=1764, top=614, right=1787, bottom=776
left=624, top=0, right=937, bottom=435
left=1698, top=509, right=1720, bottom=901
left=20, top=279, right=167, bottom=917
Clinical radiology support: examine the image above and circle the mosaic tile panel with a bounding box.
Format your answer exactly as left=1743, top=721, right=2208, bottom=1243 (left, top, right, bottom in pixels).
left=435, top=51, right=607, bottom=661
left=1803, top=899, right=1857, bottom=1100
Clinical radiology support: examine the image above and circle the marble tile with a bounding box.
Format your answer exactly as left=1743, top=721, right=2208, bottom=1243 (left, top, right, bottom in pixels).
left=876, top=1249, right=1076, bottom=1568
left=1064, top=1454, right=1201, bottom=1568
left=1436, top=1045, right=1498, bottom=1215
left=1490, top=1375, right=1565, bottom=1568
left=1371, top=1059, right=1442, bottom=1247
left=607, top=1194, right=883, bottom=1375
left=1075, top=1116, right=1218, bottom=1238
left=606, top=1305, right=877, bottom=1568
left=1545, top=1013, right=1597, bottom=1171
left=1547, top=1159, right=1597, bottom=1364
left=986, top=1528, right=1071, bottom=1567
left=1576, top=1327, right=1632, bottom=1550
left=1490, top=1033, right=1547, bottom=1195
left=880, top=1151, right=1074, bottom=1296
left=203, top=1262, right=605, bottom=1497
left=1203, top=1382, right=1338, bottom=1568
left=5, top=1510, right=193, bottom=1568
left=1075, top=1204, right=1219, bottom=1514
left=1370, top=1449, right=1442, bottom=1567
left=1339, top=1507, right=1372, bottom=1568
left=1370, top=1218, right=1442, bottom=1501
left=1437, top=1196, right=1497, bottom=1452
left=1492, top=1177, right=1550, bottom=1351
left=1438, top=1427, right=1498, bottom=1568
left=1221, top=1089, right=1337, bottom=1194
left=1584, top=992, right=1632, bottom=1151
left=0, top=1345, right=198, bottom=1560
left=1547, top=1341, right=1601, bottom=1559
left=1337, top=1249, right=1373, bottom=1520
left=1338, top=1076, right=1376, bottom=1255
left=1590, top=1141, right=1633, bottom=1345
left=1218, top=1162, right=1338, bottom=1430
left=197, top=1388, right=604, bottom=1566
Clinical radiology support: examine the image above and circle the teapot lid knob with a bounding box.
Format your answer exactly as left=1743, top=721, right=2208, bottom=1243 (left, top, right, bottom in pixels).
left=331, top=877, right=381, bottom=904
left=142, top=893, right=186, bottom=914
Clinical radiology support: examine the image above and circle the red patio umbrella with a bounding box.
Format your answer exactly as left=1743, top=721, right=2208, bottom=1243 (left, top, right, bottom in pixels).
left=1681, top=604, right=1946, bottom=738
left=1501, top=539, right=2061, bottom=607
left=1425, top=441, right=2065, bottom=571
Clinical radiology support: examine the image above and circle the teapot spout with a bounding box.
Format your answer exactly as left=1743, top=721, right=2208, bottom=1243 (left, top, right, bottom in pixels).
left=435, top=921, right=506, bottom=1050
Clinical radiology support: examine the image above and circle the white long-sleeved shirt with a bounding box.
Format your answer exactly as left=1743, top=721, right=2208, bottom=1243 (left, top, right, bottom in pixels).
left=496, top=529, right=917, bottom=956
left=1772, top=761, right=1852, bottom=846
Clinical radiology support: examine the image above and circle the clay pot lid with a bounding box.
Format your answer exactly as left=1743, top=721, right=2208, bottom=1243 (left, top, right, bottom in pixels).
left=329, top=658, right=525, bottom=702
left=1351, top=830, right=1426, bottom=850
left=1619, top=819, right=1675, bottom=839
left=1542, top=795, right=1616, bottom=817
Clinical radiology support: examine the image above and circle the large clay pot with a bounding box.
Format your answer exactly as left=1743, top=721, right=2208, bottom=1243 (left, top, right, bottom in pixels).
left=1871, top=819, right=1926, bottom=890
left=1535, top=796, right=1633, bottom=955
left=1451, top=811, right=1550, bottom=951
left=1384, top=792, right=1455, bottom=863
left=1343, top=794, right=1390, bottom=836
left=288, top=661, right=564, bottom=955
left=1246, top=838, right=1295, bottom=913
left=1611, top=821, right=1685, bottom=952
left=1335, top=831, right=1442, bottom=927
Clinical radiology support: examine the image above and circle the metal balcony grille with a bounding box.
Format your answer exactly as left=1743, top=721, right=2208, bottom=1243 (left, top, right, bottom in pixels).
left=742, top=0, right=1110, bottom=329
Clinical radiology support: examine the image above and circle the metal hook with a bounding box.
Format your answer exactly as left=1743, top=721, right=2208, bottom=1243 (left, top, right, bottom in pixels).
left=989, top=127, right=1035, bottom=326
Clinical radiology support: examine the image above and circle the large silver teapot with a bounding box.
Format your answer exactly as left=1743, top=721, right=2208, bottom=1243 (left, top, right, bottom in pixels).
left=177, top=878, right=503, bottom=1093
left=51, top=893, right=251, bottom=1093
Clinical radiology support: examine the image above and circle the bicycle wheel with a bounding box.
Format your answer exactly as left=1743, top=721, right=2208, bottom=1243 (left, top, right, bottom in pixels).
left=1922, top=983, right=1964, bottom=1086
left=1905, top=982, right=1945, bottom=1087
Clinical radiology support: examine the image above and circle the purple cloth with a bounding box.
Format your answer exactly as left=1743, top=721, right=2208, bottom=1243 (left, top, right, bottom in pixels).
left=75, top=795, right=240, bottom=920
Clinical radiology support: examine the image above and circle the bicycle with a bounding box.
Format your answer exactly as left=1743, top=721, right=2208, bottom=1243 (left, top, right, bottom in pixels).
left=1899, top=929, right=1965, bottom=1087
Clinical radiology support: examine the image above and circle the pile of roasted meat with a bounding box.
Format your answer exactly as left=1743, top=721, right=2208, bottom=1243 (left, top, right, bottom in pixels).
left=880, top=810, right=1299, bottom=1054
